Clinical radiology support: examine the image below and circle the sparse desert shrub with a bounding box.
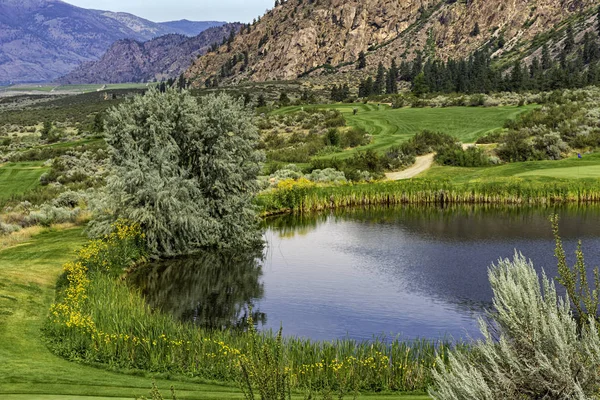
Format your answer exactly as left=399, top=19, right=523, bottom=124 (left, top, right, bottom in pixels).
left=0, top=222, right=20, bottom=235
left=267, top=166, right=303, bottom=186
left=383, top=146, right=416, bottom=170
left=533, top=132, right=570, bottom=160
left=307, top=168, right=347, bottom=184
left=25, top=205, right=81, bottom=227
left=52, top=190, right=87, bottom=208
left=430, top=253, right=600, bottom=400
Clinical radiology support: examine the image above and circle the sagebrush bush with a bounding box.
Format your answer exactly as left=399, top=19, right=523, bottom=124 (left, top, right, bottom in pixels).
left=0, top=222, right=20, bottom=235
left=430, top=253, right=600, bottom=400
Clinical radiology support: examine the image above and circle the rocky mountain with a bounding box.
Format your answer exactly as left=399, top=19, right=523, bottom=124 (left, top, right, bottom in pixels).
left=186, top=0, right=599, bottom=86
left=58, top=23, right=242, bottom=84
left=0, top=0, right=225, bottom=84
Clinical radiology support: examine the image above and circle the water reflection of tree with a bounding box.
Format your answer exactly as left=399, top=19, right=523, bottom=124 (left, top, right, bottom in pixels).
left=129, top=251, right=266, bottom=330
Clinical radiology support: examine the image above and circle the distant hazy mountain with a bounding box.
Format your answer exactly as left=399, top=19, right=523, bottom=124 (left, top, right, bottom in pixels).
left=159, top=20, right=225, bottom=37
left=58, top=23, right=242, bottom=84
left=0, top=0, right=226, bottom=84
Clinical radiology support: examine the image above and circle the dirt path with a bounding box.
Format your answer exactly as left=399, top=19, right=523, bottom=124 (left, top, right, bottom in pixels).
left=385, top=143, right=478, bottom=181
left=385, top=153, right=435, bottom=180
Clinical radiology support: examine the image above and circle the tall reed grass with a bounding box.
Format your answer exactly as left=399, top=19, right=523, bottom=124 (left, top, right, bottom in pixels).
left=45, top=221, right=451, bottom=393
left=258, top=178, right=600, bottom=215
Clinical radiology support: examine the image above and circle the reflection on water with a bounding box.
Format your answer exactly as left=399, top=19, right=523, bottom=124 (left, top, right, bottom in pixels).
left=132, top=204, right=600, bottom=342
left=128, top=251, right=265, bottom=330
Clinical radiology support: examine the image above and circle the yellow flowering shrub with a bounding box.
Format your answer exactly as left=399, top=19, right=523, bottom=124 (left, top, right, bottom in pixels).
left=273, top=178, right=316, bottom=210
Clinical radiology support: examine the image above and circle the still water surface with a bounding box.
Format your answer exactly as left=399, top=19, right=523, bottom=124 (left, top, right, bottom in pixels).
left=130, top=205, right=600, bottom=342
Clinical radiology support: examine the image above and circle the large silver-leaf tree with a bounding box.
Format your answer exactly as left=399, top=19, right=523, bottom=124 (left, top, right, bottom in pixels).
left=94, top=89, right=264, bottom=256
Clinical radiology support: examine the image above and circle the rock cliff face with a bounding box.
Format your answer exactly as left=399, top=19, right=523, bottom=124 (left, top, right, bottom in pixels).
left=58, top=24, right=241, bottom=84
left=0, top=0, right=225, bottom=84
left=186, top=0, right=598, bottom=86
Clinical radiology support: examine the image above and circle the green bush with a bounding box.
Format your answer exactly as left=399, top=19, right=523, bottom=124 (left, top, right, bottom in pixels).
left=340, top=127, right=370, bottom=148
left=476, top=130, right=504, bottom=144
left=435, top=144, right=491, bottom=167
left=409, top=130, right=457, bottom=156
left=496, top=131, right=537, bottom=162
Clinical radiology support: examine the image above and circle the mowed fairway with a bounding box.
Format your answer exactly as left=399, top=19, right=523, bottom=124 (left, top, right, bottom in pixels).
left=517, top=165, right=600, bottom=179
left=274, top=104, right=535, bottom=159
left=0, top=162, right=47, bottom=200
left=423, top=152, right=600, bottom=183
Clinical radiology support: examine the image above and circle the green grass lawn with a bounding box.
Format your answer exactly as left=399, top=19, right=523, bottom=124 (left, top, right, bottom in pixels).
left=422, top=152, right=600, bottom=183
left=0, top=162, right=48, bottom=200
left=274, top=104, right=534, bottom=160
left=0, top=227, right=429, bottom=400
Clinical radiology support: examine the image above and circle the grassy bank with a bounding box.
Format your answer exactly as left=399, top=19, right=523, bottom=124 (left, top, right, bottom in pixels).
left=0, top=226, right=429, bottom=399
left=44, top=223, right=444, bottom=396
left=0, top=227, right=246, bottom=399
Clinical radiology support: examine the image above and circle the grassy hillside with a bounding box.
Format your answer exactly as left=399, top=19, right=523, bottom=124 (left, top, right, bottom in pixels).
left=274, top=103, right=535, bottom=159
left=0, top=162, right=47, bottom=200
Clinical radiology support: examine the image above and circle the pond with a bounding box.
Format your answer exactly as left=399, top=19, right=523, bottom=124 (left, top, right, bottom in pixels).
left=129, top=205, right=600, bottom=342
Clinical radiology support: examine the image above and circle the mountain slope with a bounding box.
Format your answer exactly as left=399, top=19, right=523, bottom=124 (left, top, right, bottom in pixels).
left=186, top=0, right=598, bottom=86
left=58, top=23, right=242, bottom=84
left=0, top=0, right=225, bottom=84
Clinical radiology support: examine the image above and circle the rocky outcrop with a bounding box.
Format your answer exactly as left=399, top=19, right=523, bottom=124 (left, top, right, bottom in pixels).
left=186, top=0, right=598, bottom=86
left=0, top=0, right=225, bottom=84
left=58, top=24, right=242, bottom=84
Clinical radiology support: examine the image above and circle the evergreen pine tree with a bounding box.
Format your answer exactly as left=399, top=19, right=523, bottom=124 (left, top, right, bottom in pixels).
left=412, top=72, right=429, bottom=97
left=356, top=51, right=367, bottom=69
left=541, top=43, right=552, bottom=70
left=564, top=23, right=575, bottom=54
left=386, top=58, right=398, bottom=94
left=374, top=62, right=386, bottom=95
left=257, top=94, right=267, bottom=108
left=583, top=32, right=600, bottom=64
left=359, top=77, right=374, bottom=97
left=510, top=60, right=524, bottom=91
